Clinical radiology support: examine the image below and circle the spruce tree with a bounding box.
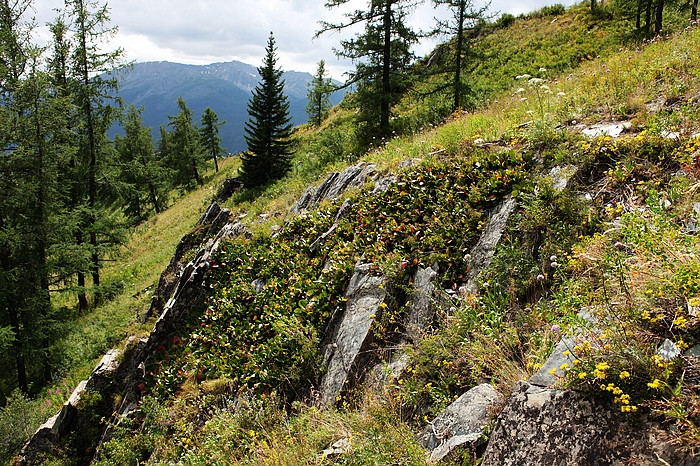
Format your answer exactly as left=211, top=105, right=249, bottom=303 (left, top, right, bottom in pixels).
left=115, top=105, right=169, bottom=221
left=65, top=0, right=125, bottom=296
left=240, top=32, right=293, bottom=188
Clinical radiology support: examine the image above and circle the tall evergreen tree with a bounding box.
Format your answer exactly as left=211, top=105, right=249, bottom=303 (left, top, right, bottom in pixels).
left=431, top=0, right=491, bottom=112
left=115, top=105, right=169, bottom=221
left=200, top=107, right=225, bottom=173
left=306, top=60, right=334, bottom=127
left=65, top=0, right=125, bottom=295
left=162, top=97, right=206, bottom=188
left=0, top=0, right=74, bottom=391
left=240, top=32, right=293, bottom=188
left=317, top=0, right=421, bottom=137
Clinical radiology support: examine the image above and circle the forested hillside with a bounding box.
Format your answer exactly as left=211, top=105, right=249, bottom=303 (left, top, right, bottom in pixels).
left=2, top=0, right=700, bottom=464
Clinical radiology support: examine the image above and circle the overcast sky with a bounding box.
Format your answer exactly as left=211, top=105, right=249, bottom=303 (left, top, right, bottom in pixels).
left=32, top=0, right=579, bottom=80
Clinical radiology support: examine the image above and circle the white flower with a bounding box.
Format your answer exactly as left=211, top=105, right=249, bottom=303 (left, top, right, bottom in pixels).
left=515, top=74, right=532, bottom=80
left=515, top=87, right=526, bottom=94
left=557, top=92, right=566, bottom=97
left=539, top=67, right=547, bottom=73
left=528, top=77, right=545, bottom=86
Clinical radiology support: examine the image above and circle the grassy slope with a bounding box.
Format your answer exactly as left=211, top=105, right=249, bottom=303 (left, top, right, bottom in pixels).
left=5, top=1, right=700, bottom=464
left=96, top=20, right=700, bottom=466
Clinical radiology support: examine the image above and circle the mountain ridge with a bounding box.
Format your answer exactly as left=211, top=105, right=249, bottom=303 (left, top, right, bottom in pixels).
left=113, top=59, right=344, bottom=152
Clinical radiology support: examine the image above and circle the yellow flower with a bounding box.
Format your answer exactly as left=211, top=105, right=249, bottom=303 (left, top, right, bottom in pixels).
left=619, top=371, right=630, bottom=380
left=548, top=368, right=557, bottom=375
left=559, top=363, right=569, bottom=371
left=562, top=350, right=571, bottom=357
left=578, top=372, right=587, bottom=379
left=595, top=362, right=610, bottom=371
left=647, top=378, right=661, bottom=390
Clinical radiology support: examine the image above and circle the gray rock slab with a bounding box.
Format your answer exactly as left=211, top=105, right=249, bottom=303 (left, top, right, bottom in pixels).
left=463, top=197, right=517, bottom=293
left=405, top=266, right=438, bottom=343
left=581, top=121, right=631, bottom=138
left=320, top=263, right=387, bottom=405
left=528, top=337, right=577, bottom=387
left=420, top=383, right=502, bottom=462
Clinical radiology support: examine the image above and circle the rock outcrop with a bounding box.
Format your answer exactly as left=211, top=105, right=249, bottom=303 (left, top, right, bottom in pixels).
left=481, top=381, right=690, bottom=465
left=291, top=162, right=377, bottom=214
left=420, top=383, right=502, bottom=462
left=320, top=263, right=387, bottom=405
left=463, top=197, right=517, bottom=293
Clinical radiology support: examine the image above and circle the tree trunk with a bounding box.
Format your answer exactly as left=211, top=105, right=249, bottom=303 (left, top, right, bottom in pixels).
left=654, top=0, right=664, bottom=34
left=636, top=0, right=642, bottom=29
left=453, top=3, right=465, bottom=112
left=34, top=97, right=53, bottom=384
left=692, top=0, right=698, bottom=21
left=645, top=0, right=652, bottom=35
left=380, top=0, right=392, bottom=133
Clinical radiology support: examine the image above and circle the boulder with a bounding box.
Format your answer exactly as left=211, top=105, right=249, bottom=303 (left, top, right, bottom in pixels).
left=320, top=263, right=387, bottom=405
left=481, top=381, right=691, bottom=465
left=420, top=383, right=502, bottom=462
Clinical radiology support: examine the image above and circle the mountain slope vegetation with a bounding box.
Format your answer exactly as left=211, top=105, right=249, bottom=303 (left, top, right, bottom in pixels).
left=3, top=1, right=700, bottom=464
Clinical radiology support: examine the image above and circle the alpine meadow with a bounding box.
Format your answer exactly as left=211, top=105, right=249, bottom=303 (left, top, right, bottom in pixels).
left=2, top=0, right=700, bottom=464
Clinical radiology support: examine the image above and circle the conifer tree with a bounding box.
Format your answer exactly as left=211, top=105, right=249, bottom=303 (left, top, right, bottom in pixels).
left=200, top=107, right=225, bottom=173
left=240, top=32, right=293, bottom=188
left=162, top=97, right=206, bottom=188
left=115, top=105, right=169, bottom=221
left=65, top=0, right=125, bottom=294
left=317, top=0, right=421, bottom=137
left=431, top=0, right=491, bottom=112
left=306, top=60, right=334, bottom=127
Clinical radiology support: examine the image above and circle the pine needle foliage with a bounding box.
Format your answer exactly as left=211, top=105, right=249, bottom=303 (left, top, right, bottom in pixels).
left=240, top=32, right=293, bottom=188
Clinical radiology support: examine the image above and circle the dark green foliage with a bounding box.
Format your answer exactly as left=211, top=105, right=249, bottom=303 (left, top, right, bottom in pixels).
left=240, top=32, right=293, bottom=188
left=161, top=97, right=207, bottom=188
left=144, top=147, right=532, bottom=401
left=495, top=12, right=515, bottom=28
left=306, top=60, right=334, bottom=127
left=115, top=105, right=169, bottom=222
left=65, top=0, right=126, bottom=291
left=199, top=106, right=226, bottom=172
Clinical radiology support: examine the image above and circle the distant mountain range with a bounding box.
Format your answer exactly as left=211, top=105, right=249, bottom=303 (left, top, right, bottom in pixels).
left=112, top=60, right=345, bottom=153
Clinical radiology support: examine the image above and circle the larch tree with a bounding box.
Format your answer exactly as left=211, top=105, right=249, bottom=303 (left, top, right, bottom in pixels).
left=65, top=0, right=125, bottom=297
left=317, top=0, right=421, bottom=138
left=115, top=105, right=169, bottom=221
left=306, top=59, right=334, bottom=127
left=240, top=32, right=293, bottom=188
left=432, top=0, right=491, bottom=112
left=200, top=106, right=225, bottom=173
left=162, top=97, right=206, bottom=188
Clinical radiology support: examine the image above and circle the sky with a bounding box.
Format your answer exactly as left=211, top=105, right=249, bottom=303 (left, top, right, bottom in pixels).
left=32, top=0, right=579, bottom=80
